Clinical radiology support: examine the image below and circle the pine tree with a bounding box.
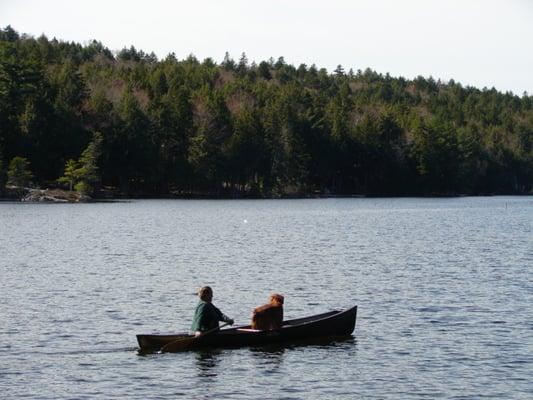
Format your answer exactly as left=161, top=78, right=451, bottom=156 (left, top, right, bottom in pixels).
left=334, top=64, right=345, bottom=76
left=7, top=156, right=33, bottom=189
left=75, top=132, right=103, bottom=194
left=221, top=52, right=235, bottom=71
left=237, top=52, right=248, bottom=75
left=57, top=159, right=80, bottom=191
left=258, top=61, right=271, bottom=80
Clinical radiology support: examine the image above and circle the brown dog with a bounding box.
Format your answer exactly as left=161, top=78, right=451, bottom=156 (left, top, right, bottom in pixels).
left=251, top=293, right=284, bottom=330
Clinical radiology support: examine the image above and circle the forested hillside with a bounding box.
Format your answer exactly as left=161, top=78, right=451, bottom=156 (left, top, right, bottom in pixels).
left=1, top=26, right=531, bottom=197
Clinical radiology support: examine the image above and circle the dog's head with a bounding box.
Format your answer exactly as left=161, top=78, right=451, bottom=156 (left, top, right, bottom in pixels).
left=269, top=293, right=284, bottom=305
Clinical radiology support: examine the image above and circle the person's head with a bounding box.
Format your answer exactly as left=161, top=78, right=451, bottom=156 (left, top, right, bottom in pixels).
left=270, top=293, right=284, bottom=305
left=198, top=286, right=213, bottom=302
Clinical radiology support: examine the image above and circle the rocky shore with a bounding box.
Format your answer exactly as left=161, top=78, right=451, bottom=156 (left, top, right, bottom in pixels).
left=20, top=188, right=90, bottom=203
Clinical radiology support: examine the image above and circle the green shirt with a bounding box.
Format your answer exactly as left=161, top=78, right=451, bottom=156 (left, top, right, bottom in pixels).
left=190, top=301, right=231, bottom=332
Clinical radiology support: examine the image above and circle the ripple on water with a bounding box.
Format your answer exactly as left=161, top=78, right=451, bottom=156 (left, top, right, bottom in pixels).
left=1, top=197, right=532, bottom=399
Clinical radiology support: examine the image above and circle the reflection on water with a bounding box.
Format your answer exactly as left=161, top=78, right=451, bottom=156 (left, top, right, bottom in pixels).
left=249, top=345, right=286, bottom=371
left=195, top=350, right=221, bottom=378
left=250, top=334, right=355, bottom=353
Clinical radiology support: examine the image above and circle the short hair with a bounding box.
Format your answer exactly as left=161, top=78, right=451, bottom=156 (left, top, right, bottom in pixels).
left=270, top=293, right=284, bottom=305
left=198, top=286, right=213, bottom=301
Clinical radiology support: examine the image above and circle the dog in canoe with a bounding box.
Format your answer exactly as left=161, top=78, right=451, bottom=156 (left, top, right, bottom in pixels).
left=251, top=293, right=284, bottom=330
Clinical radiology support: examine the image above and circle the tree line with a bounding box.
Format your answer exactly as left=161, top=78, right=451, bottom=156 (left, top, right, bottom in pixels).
left=1, top=25, right=531, bottom=198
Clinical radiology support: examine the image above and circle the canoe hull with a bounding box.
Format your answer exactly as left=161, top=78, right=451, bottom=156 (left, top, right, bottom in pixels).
left=137, top=306, right=357, bottom=353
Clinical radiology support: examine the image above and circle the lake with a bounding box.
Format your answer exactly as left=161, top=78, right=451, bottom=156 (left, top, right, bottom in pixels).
left=0, top=197, right=532, bottom=399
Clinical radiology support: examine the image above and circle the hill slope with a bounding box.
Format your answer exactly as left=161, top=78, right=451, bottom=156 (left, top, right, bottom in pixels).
left=1, top=26, right=531, bottom=197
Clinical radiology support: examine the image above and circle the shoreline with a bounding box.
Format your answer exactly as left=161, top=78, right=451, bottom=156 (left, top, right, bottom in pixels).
left=0, top=191, right=530, bottom=203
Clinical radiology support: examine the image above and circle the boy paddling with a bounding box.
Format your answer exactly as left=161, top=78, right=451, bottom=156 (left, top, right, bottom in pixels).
left=191, top=286, right=234, bottom=336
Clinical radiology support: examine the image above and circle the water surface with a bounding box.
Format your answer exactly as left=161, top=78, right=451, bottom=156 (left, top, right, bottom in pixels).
left=1, top=197, right=532, bottom=398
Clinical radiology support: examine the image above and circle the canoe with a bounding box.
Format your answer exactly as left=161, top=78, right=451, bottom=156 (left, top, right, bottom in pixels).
left=137, top=305, right=357, bottom=353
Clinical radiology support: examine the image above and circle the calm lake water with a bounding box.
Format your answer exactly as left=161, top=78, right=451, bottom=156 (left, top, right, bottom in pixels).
left=0, top=197, right=532, bottom=399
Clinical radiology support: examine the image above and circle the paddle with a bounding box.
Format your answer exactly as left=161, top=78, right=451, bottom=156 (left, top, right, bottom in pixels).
left=160, top=322, right=231, bottom=353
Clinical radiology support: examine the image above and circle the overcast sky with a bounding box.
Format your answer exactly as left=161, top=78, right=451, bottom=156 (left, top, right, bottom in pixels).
left=1, top=0, right=532, bottom=95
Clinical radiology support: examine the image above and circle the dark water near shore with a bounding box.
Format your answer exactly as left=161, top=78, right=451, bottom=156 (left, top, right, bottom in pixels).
left=1, top=197, right=532, bottom=399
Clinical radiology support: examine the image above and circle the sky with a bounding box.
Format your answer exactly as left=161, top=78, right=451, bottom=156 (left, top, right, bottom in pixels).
left=1, top=0, right=532, bottom=95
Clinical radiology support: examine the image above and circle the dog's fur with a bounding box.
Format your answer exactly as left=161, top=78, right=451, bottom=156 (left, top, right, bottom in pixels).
left=251, top=293, right=284, bottom=330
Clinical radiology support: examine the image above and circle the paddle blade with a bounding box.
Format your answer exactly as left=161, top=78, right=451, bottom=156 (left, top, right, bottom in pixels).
left=160, top=336, right=198, bottom=353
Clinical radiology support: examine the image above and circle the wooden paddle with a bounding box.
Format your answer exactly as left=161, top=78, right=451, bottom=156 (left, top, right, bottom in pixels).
left=160, top=322, right=231, bottom=353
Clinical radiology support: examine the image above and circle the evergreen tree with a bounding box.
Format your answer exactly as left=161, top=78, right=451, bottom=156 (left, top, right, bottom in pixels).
left=237, top=52, right=248, bottom=75
left=221, top=52, right=235, bottom=71
left=7, top=156, right=33, bottom=189
left=113, top=86, right=151, bottom=192
left=258, top=61, right=271, bottom=80
left=75, top=132, right=103, bottom=194
left=188, top=88, right=231, bottom=190
left=224, top=107, right=265, bottom=193
left=57, top=159, right=80, bottom=191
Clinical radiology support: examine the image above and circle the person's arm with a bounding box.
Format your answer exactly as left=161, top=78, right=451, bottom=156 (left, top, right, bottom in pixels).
left=212, top=304, right=234, bottom=325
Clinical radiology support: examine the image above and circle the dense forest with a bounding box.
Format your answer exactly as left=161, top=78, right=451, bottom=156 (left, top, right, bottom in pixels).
left=1, top=26, right=532, bottom=198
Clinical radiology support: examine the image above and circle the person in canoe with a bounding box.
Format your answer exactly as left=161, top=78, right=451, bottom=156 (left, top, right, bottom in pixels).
left=251, top=293, right=284, bottom=330
left=191, top=286, right=234, bottom=336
